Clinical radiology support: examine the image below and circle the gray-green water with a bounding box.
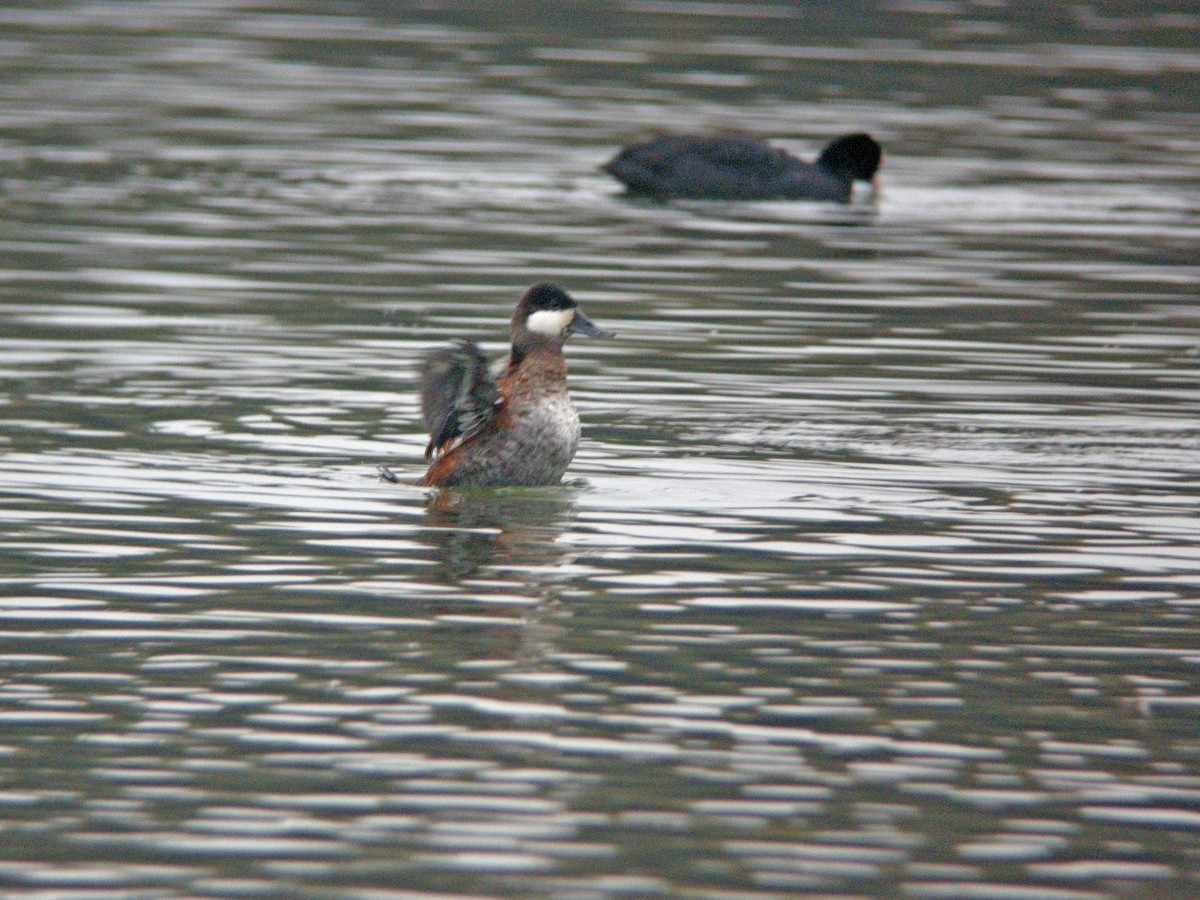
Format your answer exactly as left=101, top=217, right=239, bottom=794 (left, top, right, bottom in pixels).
left=2, top=1, right=1200, bottom=897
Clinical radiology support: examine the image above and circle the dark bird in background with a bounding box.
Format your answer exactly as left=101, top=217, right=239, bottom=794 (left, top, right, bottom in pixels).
left=605, top=132, right=882, bottom=202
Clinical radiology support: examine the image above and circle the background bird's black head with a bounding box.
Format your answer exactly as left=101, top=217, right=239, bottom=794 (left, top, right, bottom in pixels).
left=817, top=133, right=882, bottom=181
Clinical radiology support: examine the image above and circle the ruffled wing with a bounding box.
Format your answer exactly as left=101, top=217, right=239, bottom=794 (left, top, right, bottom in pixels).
left=419, top=340, right=501, bottom=460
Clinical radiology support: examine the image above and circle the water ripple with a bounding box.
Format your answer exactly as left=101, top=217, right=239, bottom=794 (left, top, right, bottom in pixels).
left=1, top=1, right=1198, bottom=897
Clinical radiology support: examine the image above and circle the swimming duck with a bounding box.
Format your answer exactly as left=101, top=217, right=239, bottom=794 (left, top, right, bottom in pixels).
left=418, top=283, right=613, bottom=488
left=604, top=132, right=882, bottom=202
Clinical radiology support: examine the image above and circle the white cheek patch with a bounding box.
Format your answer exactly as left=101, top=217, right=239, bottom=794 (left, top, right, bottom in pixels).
left=525, top=308, right=575, bottom=336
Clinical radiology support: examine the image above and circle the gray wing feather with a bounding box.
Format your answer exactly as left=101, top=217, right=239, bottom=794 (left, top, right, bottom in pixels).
left=419, top=341, right=501, bottom=459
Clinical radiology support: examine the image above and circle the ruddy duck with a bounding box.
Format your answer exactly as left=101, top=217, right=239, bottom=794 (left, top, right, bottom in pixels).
left=605, top=132, right=881, bottom=202
left=417, top=283, right=613, bottom=488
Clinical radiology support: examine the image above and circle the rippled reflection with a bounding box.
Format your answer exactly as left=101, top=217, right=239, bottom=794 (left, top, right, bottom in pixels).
left=1, top=0, right=1199, bottom=897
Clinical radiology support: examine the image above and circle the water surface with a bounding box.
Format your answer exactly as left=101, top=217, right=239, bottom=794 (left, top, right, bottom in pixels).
left=1, top=1, right=1200, bottom=897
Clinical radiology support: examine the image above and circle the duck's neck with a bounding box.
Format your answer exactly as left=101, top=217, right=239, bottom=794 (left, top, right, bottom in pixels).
left=508, top=330, right=564, bottom=370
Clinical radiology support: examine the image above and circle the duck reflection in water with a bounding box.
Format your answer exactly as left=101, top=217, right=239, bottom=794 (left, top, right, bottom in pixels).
left=412, top=488, right=582, bottom=672
left=421, top=487, right=580, bottom=585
